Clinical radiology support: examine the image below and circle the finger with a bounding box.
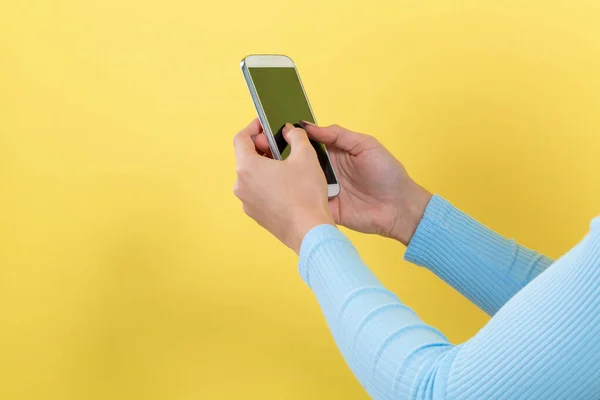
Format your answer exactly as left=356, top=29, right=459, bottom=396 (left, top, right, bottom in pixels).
left=283, top=122, right=312, bottom=156
left=253, top=133, right=271, bottom=154
left=233, top=119, right=263, bottom=161
left=263, top=147, right=273, bottom=158
left=300, top=121, right=364, bottom=154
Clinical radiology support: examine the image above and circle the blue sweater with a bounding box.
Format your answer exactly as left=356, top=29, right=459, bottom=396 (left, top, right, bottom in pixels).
left=299, top=195, right=600, bottom=399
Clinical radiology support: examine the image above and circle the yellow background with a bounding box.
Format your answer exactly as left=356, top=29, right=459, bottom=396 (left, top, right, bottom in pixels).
left=1, top=0, right=600, bottom=398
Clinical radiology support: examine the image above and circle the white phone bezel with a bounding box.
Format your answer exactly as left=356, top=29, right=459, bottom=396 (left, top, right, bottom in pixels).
left=240, top=54, right=340, bottom=198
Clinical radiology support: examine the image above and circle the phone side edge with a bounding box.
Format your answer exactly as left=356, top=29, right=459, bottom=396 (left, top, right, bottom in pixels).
left=240, top=60, right=282, bottom=160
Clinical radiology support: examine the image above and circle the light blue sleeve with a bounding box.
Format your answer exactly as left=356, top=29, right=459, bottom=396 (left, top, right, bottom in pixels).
left=405, top=195, right=554, bottom=315
left=299, top=218, right=600, bottom=399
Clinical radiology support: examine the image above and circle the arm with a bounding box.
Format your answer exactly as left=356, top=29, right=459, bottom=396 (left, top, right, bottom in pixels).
left=300, top=225, right=454, bottom=399
left=233, top=120, right=600, bottom=399
left=298, top=123, right=554, bottom=316
left=405, top=195, right=554, bottom=315
left=239, top=119, right=553, bottom=315
left=302, top=221, right=600, bottom=400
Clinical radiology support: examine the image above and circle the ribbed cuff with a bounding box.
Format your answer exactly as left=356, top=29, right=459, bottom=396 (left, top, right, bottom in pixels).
left=404, top=194, right=453, bottom=267
left=298, top=224, right=348, bottom=287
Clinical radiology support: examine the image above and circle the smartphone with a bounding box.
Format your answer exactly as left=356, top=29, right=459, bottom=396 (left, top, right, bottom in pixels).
left=240, top=54, right=340, bottom=198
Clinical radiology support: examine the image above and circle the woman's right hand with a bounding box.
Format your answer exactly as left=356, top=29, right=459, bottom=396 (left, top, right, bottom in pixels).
left=254, top=121, right=432, bottom=246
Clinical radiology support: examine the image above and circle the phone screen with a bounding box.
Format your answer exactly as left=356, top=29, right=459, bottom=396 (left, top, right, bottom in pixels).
left=248, top=67, right=337, bottom=185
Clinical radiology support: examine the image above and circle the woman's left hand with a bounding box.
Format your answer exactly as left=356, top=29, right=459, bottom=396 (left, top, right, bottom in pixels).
left=233, top=119, right=335, bottom=254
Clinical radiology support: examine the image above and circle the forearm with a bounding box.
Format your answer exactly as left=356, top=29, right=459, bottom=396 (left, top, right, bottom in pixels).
left=299, top=225, right=454, bottom=399
left=300, top=221, right=600, bottom=400
left=404, top=195, right=554, bottom=315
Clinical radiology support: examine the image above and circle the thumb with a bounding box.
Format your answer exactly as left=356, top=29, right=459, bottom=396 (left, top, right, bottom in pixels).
left=301, top=121, right=363, bottom=154
left=283, top=123, right=312, bottom=157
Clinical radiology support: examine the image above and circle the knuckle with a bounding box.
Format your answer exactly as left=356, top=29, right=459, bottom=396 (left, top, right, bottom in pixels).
left=366, top=134, right=378, bottom=144
left=233, top=181, right=241, bottom=198
left=290, top=128, right=304, bottom=138
left=329, top=124, right=343, bottom=132
left=235, top=165, right=249, bottom=177
left=233, top=131, right=249, bottom=148
left=286, top=130, right=297, bottom=140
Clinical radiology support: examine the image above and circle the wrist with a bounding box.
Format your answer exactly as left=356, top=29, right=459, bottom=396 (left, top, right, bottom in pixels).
left=289, top=211, right=335, bottom=254
left=390, top=182, right=432, bottom=246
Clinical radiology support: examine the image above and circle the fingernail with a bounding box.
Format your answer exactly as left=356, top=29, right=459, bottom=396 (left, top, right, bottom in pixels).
left=299, top=120, right=314, bottom=128
left=282, top=122, right=293, bottom=139
left=283, top=122, right=294, bottom=135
